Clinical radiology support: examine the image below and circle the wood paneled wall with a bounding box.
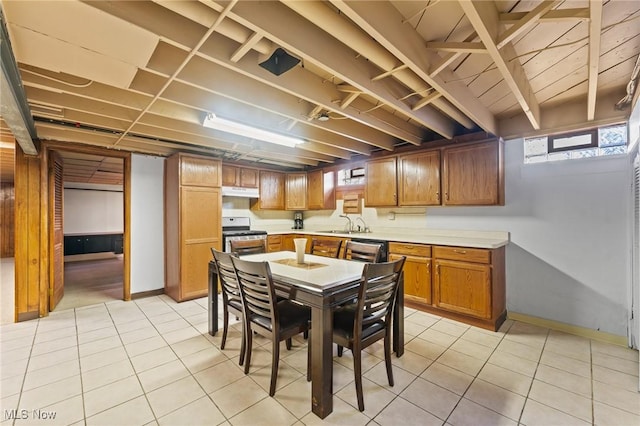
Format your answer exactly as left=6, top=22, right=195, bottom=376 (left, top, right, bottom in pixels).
left=0, top=183, right=15, bottom=258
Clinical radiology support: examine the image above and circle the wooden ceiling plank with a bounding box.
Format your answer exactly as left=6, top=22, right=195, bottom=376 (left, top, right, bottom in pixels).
left=587, top=0, right=603, bottom=121
left=496, top=1, right=558, bottom=49
left=459, top=0, right=541, bottom=130
left=327, top=0, right=496, bottom=134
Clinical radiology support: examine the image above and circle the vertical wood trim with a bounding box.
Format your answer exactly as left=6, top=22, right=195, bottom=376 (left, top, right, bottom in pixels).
left=14, top=144, right=43, bottom=321
left=123, top=154, right=131, bottom=301
left=39, top=147, right=49, bottom=317
left=0, top=183, right=15, bottom=258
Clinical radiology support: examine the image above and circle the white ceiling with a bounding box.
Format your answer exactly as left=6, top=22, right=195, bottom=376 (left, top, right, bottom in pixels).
left=1, top=0, right=638, bottom=170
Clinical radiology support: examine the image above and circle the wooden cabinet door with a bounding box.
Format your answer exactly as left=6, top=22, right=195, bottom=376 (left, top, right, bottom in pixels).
left=259, top=171, right=285, bottom=209
left=282, top=234, right=296, bottom=251
left=365, top=157, right=397, bottom=206
left=222, top=165, right=239, bottom=186
left=307, top=169, right=335, bottom=210
left=398, top=151, right=441, bottom=206
left=180, top=186, right=221, bottom=299
left=390, top=253, right=431, bottom=304
left=286, top=172, right=307, bottom=210
left=180, top=154, right=221, bottom=187
left=442, top=141, right=500, bottom=205
left=240, top=168, right=258, bottom=188
left=433, top=259, right=491, bottom=319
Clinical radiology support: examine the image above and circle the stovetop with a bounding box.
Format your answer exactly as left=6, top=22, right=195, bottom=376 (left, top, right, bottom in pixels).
left=221, top=217, right=266, bottom=236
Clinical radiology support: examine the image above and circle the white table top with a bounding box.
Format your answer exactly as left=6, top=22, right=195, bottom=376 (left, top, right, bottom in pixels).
left=241, top=251, right=365, bottom=293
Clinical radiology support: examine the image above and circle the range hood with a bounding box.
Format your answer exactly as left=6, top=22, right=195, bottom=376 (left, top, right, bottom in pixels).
left=221, top=186, right=260, bottom=198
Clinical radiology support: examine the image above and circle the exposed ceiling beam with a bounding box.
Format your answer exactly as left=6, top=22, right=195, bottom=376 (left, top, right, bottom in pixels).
left=426, top=42, right=487, bottom=53
left=429, top=33, right=478, bottom=78
left=327, top=0, right=496, bottom=134
left=225, top=1, right=456, bottom=140
left=499, top=8, right=590, bottom=24
left=459, top=0, right=541, bottom=130
left=0, top=12, right=37, bottom=155
left=587, top=1, right=603, bottom=121
left=412, top=92, right=442, bottom=111
left=230, top=30, right=263, bottom=63
left=496, top=1, right=557, bottom=49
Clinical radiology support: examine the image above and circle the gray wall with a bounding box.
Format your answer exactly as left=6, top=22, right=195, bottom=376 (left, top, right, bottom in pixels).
left=426, top=139, right=632, bottom=337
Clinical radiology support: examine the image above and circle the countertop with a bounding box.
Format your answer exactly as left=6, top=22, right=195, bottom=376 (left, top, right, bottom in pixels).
left=264, top=228, right=509, bottom=249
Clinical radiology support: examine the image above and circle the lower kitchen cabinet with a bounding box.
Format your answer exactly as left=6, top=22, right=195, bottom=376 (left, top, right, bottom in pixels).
left=389, top=242, right=431, bottom=304
left=432, top=245, right=505, bottom=330
left=267, top=235, right=282, bottom=252
left=64, top=233, right=123, bottom=256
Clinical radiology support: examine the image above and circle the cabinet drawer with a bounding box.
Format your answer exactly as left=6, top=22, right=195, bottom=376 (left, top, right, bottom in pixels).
left=433, top=246, right=490, bottom=263
left=389, top=242, right=431, bottom=257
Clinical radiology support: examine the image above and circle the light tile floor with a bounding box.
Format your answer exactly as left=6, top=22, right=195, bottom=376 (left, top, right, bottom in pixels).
left=1, top=294, right=638, bottom=426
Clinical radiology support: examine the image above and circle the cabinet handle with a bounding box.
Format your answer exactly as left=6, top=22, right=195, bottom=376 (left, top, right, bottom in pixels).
left=436, top=191, right=440, bottom=200
left=445, top=192, right=449, bottom=201
left=453, top=249, right=467, bottom=254
left=436, top=264, right=440, bottom=274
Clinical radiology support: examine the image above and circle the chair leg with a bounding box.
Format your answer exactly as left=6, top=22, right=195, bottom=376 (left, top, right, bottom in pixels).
left=221, top=306, right=229, bottom=350
left=337, top=345, right=343, bottom=357
left=384, top=332, right=394, bottom=387
left=244, top=324, right=253, bottom=375
left=270, top=338, right=280, bottom=396
left=239, top=320, right=246, bottom=366
left=286, top=338, right=292, bottom=350
left=353, top=347, right=365, bottom=411
left=303, top=330, right=308, bottom=339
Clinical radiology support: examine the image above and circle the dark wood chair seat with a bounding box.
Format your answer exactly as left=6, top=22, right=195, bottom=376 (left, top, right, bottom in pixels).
left=333, top=257, right=406, bottom=411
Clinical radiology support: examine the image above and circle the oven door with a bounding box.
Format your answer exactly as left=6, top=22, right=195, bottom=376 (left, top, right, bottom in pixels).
left=223, top=234, right=268, bottom=253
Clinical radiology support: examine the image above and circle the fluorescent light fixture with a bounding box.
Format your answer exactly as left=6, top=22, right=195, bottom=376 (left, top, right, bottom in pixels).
left=203, top=112, right=303, bottom=148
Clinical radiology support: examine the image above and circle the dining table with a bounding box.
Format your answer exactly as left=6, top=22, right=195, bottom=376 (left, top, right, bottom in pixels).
left=207, top=250, right=404, bottom=419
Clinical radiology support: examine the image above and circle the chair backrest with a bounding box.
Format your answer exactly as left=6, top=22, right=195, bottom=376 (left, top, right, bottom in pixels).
left=310, top=238, right=343, bottom=258
left=211, top=248, right=240, bottom=302
left=355, top=257, right=406, bottom=335
left=230, top=238, right=266, bottom=256
left=344, top=240, right=382, bottom=263
left=230, top=256, right=278, bottom=329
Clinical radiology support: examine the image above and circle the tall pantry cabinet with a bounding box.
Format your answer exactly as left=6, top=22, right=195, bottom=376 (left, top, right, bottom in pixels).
left=165, top=153, right=222, bottom=302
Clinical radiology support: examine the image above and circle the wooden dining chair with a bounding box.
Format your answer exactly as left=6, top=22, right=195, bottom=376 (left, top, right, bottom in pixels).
left=230, top=238, right=266, bottom=256
left=310, top=238, right=343, bottom=258
left=333, top=256, right=406, bottom=411
left=210, top=248, right=245, bottom=365
left=230, top=256, right=312, bottom=396
left=343, top=240, right=382, bottom=263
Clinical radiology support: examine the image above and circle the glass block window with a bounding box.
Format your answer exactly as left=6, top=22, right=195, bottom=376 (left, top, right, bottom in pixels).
left=524, top=124, right=628, bottom=164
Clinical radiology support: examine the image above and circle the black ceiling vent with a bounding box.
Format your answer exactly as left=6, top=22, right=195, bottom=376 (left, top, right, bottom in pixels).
left=259, top=48, right=300, bottom=76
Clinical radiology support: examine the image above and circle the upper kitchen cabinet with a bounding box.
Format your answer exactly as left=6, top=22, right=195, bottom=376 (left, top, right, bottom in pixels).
left=307, top=169, right=335, bottom=210
left=442, top=139, right=504, bottom=206
left=364, top=157, right=397, bottom=207
left=222, top=165, right=258, bottom=188
left=255, top=170, right=285, bottom=210
left=180, top=154, right=221, bottom=187
left=165, top=153, right=222, bottom=302
left=286, top=172, right=307, bottom=210
left=398, top=151, right=441, bottom=206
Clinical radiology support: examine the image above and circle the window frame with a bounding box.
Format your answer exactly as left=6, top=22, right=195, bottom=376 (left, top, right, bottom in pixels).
left=547, top=129, right=598, bottom=153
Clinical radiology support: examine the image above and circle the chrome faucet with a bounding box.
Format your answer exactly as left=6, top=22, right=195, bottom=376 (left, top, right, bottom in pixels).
left=355, top=216, right=370, bottom=233
left=339, top=214, right=352, bottom=232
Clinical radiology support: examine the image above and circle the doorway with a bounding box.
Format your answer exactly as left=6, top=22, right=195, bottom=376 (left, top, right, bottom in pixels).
left=45, top=144, right=130, bottom=312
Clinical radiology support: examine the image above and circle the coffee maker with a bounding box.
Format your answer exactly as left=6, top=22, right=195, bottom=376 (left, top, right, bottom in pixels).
left=293, top=211, right=304, bottom=229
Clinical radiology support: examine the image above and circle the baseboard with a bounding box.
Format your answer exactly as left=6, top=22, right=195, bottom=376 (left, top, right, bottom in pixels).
left=507, top=312, right=629, bottom=347
left=131, top=288, right=164, bottom=300
left=64, top=252, right=118, bottom=262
